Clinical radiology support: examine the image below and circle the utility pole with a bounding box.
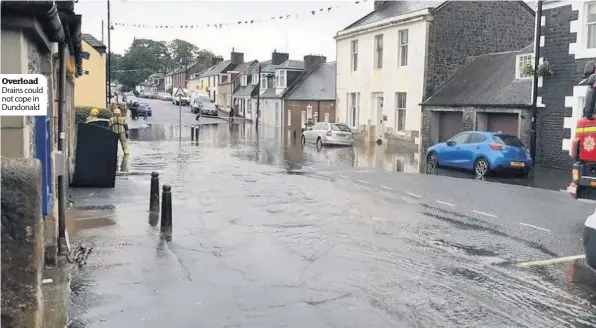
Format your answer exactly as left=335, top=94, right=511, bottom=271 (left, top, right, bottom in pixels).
left=256, top=64, right=261, bottom=126
left=107, top=0, right=112, bottom=106
left=530, top=0, right=543, bottom=163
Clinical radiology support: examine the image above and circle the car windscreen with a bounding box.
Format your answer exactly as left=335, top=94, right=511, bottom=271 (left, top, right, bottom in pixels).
left=139, top=104, right=148, bottom=109
left=493, top=134, right=524, bottom=147
left=331, top=124, right=352, bottom=132
left=202, top=103, right=216, bottom=110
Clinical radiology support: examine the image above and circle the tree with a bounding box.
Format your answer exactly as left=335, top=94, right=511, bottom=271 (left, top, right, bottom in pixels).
left=168, top=39, right=199, bottom=67
left=117, top=38, right=171, bottom=88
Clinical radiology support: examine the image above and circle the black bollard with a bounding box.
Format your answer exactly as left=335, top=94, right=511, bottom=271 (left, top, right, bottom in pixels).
left=191, top=125, right=195, bottom=141
left=149, top=172, right=160, bottom=213
left=194, top=125, right=199, bottom=141
left=160, top=185, right=172, bottom=231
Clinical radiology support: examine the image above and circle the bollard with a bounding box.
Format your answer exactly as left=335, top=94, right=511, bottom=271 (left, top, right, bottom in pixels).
left=149, top=172, right=160, bottom=213
left=190, top=125, right=195, bottom=141
left=194, top=124, right=199, bottom=141
left=160, top=185, right=172, bottom=231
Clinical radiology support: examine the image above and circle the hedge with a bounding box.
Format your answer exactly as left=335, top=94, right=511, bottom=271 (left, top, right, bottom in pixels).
left=75, top=106, right=112, bottom=125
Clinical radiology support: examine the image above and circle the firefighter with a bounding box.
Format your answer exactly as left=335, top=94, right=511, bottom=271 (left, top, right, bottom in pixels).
left=86, top=108, right=100, bottom=123
left=109, top=108, right=130, bottom=155
left=120, top=101, right=128, bottom=117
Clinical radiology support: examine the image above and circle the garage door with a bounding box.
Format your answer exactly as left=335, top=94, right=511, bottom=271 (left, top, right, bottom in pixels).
left=438, top=112, right=463, bottom=142
left=487, top=113, right=519, bottom=136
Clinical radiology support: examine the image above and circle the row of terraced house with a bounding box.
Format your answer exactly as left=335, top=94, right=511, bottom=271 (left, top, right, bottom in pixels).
left=164, top=0, right=594, bottom=170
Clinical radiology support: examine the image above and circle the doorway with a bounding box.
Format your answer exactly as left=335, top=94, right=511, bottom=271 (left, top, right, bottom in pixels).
left=373, top=94, right=384, bottom=139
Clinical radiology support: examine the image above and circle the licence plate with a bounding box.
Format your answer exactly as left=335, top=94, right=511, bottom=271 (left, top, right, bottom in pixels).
left=510, top=161, right=525, bottom=167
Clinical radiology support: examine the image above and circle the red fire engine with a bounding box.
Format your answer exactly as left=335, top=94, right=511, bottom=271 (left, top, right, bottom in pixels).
left=569, top=60, right=596, bottom=199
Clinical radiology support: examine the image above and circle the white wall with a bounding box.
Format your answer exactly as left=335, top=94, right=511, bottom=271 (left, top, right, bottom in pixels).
left=259, top=98, right=283, bottom=128
left=336, top=18, right=429, bottom=143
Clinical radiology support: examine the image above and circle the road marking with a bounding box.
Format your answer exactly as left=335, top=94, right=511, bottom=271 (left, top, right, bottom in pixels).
left=380, top=185, right=393, bottom=190
left=406, top=192, right=422, bottom=198
left=339, top=175, right=350, bottom=179
left=472, top=210, right=498, bottom=218
left=42, top=278, right=53, bottom=284
left=519, top=222, right=551, bottom=232
left=304, top=166, right=316, bottom=171
left=436, top=200, right=455, bottom=207
left=356, top=180, right=370, bottom=184
left=516, top=255, right=585, bottom=268
left=320, top=171, right=331, bottom=174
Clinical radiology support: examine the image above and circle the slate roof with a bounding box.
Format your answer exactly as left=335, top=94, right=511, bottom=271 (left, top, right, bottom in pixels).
left=422, top=45, right=534, bottom=107
left=277, top=60, right=304, bottom=70
left=285, top=62, right=336, bottom=101
left=234, top=82, right=257, bottom=97
left=200, top=60, right=233, bottom=78
left=82, top=33, right=106, bottom=53
left=342, top=1, right=442, bottom=31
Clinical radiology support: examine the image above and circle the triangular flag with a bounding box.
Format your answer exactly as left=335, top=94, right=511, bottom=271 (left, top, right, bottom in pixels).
left=328, top=7, right=332, bottom=11
left=286, top=15, right=290, bottom=19
left=355, top=1, right=360, bottom=4
left=250, top=20, right=254, bottom=24
left=311, top=10, right=315, bottom=15
left=319, top=8, right=324, bottom=11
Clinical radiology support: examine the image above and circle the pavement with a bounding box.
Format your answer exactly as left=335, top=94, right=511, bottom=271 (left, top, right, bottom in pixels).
left=60, top=98, right=596, bottom=328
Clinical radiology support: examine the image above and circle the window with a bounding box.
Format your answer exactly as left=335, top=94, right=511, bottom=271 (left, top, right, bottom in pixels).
left=276, top=70, right=286, bottom=88
left=467, top=133, right=486, bottom=144
left=516, top=54, right=533, bottom=79
left=241, top=75, right=247, bottom=86
left=351, top=40, right=358, bottom=71
left=288, top=110, right=292, bottom=126
left=588, top=3, right=596, bottom=49
left=374, top=34, right=383, bottom=69
left=395, top=92, right=407, bottom=132
left=398, top=29, right=408, bottom=67
left=301, top=110, right=306, bottom=127
left=324, top=112, right=330, bottom=123
left=260, top=74, right=268, bottom=89
left=252, top=73, right=259, bottom=85
left=449, top=132, right=470, bottom=144
left=247, top=99, right=252, bottom=113
left=306, top=105, right=312, bottom=119
left=347, top=92, right=360, bottom=128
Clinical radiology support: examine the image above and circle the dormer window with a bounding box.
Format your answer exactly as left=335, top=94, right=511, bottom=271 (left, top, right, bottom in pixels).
left=276, top=70, right=287, bottom=88
left=252, top=73, right=259, bottom=85
left=241, top=75, right=247, bottom=86
left=515, top=53, right=533, bottom=79
left=260, top=73, right=268, bottom=89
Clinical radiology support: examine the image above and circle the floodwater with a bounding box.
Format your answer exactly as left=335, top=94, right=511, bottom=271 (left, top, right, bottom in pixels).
left=67, top=110, right=596, bottom=327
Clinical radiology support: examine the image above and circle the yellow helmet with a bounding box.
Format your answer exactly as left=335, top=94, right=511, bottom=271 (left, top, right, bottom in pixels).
left=90, top=108, right=99, bottom=116
left=113, top=108, right=122, bottom=115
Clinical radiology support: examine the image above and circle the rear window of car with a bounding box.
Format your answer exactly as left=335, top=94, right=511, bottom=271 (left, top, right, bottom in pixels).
left=331, top=124, right=351, bottom=132
left=494, top=134, right=524, bottom=147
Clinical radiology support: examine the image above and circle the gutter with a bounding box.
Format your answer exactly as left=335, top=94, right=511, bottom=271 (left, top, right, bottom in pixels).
left=335, top=8, right=432, bottom=40
left=2, top=1, right=65, bottom=42
left=419, top=103, right=533, bottom=109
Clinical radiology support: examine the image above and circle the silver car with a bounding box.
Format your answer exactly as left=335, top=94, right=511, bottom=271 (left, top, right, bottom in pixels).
left=301, top=122, right=354, bottom=147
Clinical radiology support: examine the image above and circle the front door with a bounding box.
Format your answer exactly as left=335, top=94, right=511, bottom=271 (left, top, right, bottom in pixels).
left=376, top=95, right=384, bottom=139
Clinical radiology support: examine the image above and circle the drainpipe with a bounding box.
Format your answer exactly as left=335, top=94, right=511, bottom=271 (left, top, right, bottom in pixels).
left=57, top=42, right=68, bottom=255
left=530, top=0, right=543, bottom=163
left=107, top=0, right=112, bottom=105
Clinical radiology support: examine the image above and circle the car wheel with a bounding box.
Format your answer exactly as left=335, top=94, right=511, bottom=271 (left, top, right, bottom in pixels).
left=426, top=152, right=438, bottom=167
left=301, top=135, right=306, bottom=146
left=316, top=137, right=323, bottom=149
left=474, top=157, right=490, bottom=177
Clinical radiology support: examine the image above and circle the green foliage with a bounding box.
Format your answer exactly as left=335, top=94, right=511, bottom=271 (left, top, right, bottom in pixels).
left=537, top=61, right=555, bottom=77
left=112, top=38, right=215, bottom=89
left=75, top=106, right=112, bottom=125
left=520, top=62, right=534, bottom=76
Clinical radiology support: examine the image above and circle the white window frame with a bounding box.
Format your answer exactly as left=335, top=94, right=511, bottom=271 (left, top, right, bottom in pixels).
left=350, top=40, right=358, bottom=71
left=374, top=34, right=383, bottom=69
left=346, top=92, right=360, bottom=129
left=247, top=98, right=252, bottom=113
left=398, top=29, right=408, bottom=67
left=260, top=73, right=268, bottom=89
left=276, top=70, right=286, bottom=88
left=301, top=110, right=306, bottom=128
left=241, top=75, right=247, bottom=86
left=587, top=2, right=596, bottom=50
left=252, top=73, right=259, bottom=85
left=288, top=110, right=292, bottom=127
left=306, top=105, right=313, bottom=119
left=395, top=92, right=407, bottom=133
left=515, top=53, right=534, bottom=79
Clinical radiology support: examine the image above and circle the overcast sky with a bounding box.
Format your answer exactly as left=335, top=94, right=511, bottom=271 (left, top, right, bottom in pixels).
left=75, top=0, right=373, bottom=61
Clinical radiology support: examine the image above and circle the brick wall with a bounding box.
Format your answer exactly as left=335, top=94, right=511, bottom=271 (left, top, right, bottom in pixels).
left=426, top=1, right=535, bottom=95
left=284, top=100, right=336, bottom=143
left=537, top=4, right=580, bottom=170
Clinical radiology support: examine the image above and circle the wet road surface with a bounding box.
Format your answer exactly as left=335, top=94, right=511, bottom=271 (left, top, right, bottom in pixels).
left=67, top=99, right=596, bottom=327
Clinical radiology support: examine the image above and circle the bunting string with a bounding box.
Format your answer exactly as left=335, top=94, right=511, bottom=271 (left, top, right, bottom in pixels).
left=112, top=0, right=366, bottom=29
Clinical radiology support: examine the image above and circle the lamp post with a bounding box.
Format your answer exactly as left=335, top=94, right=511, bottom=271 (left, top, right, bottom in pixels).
left=107, top=0, right=113, bottom=106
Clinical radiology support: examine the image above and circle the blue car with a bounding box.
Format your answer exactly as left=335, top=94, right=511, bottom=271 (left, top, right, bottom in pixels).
left=425, top=131, right=533, bottom=177
left=137, top=103, right=152, bottom=117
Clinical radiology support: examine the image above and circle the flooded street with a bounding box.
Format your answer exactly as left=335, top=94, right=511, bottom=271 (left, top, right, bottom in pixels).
left=67, top=99, right=596, bottom=328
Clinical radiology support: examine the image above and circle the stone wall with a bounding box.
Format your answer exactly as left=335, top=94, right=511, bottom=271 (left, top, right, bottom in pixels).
left=537, top=4, right=579, bottom=170
left=426, top=1, right=535, bottom=95
left=1, top=157, right=44, bottom=328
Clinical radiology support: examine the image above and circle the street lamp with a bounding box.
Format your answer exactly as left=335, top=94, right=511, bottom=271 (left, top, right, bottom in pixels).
left=106, top=0, right=113, bottom=106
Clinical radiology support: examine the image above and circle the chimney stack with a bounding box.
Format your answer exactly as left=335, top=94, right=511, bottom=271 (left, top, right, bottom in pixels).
left=230, top=51, right=244, bottom=65
left=303, top=55, right=327, bottom=72
left=211, top=56, right=223, bottom=66
left=271, top=50, right=289, bottom=65
left=374, top=0, right=392, bottom=11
